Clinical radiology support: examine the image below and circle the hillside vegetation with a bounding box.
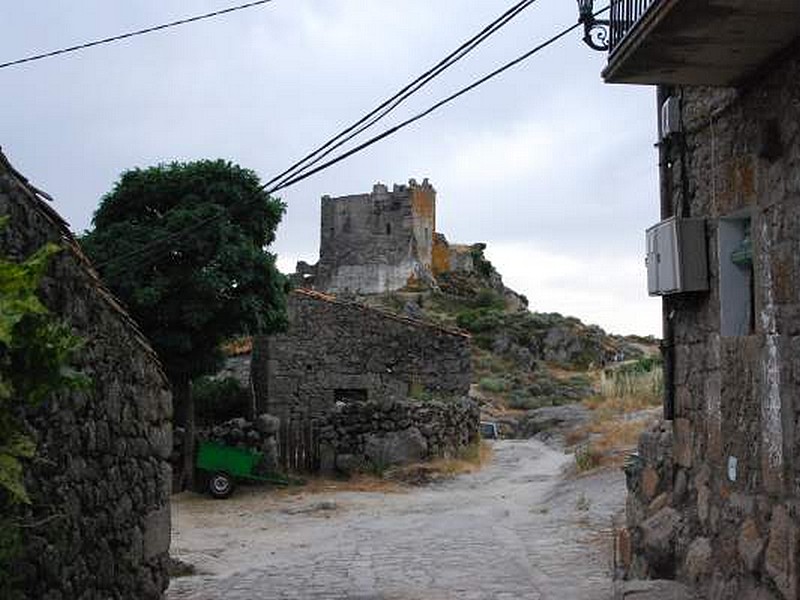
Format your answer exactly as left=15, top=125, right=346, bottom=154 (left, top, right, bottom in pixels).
left=363, top=248, right=661, bottom=437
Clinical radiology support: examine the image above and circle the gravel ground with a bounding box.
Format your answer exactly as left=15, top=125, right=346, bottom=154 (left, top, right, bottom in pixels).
left=167, top=439, right=685, bottom=600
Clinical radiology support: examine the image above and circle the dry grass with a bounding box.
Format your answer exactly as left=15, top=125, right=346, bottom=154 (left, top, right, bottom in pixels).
left=386, top=441, right=493, bottom=485
left=571, top=366, right=663, bottom=472
left=278, top=442, right=493, bottom=492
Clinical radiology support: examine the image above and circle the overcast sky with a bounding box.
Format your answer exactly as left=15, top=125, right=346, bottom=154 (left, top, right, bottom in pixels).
left=1, top=1, right=662, bottom=336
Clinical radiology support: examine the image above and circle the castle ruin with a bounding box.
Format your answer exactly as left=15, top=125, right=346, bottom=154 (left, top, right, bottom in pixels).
left=298, top=178, right=477, bottom=294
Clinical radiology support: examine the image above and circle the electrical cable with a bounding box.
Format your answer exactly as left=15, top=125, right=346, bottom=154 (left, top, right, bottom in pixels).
left=94, top=0, right=542, bottom=270
left=0, top=0, right=275, bottom=70
left=267, top=10, right=603, bottom=194
left=264, top=0, right=539, bottom=191
left=96, top=6, right=609, bottom=273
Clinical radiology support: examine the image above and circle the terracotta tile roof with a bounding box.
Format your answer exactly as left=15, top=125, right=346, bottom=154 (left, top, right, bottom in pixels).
left=221, top=337, right=253, bottom=357
left=292, top=288, right=470, bottom=339
left=0, top=149, right=166, bottom=376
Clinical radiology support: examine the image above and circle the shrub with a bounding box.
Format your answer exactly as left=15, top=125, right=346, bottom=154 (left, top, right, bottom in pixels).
left=575, top=445, right=602, bottom=472
left=455, top=307, right=503, bottom=333
left=507, top=394, right=540, bottom=410
left=193, top=376, right=251, bottom=424
left=472, top=288, right=505, bottom=310
left=478, top=377, right=509, bottom=393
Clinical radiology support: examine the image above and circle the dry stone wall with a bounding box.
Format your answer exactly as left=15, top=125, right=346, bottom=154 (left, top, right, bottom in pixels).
left=624, top=43, right=800, bottom=599
left=0, top=153, right=172, bottom=599
left=318, top=398, right=479, bottom=474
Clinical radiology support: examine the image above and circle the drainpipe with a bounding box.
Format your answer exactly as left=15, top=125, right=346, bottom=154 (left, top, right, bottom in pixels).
left=657, top=84, right=676, bottom=421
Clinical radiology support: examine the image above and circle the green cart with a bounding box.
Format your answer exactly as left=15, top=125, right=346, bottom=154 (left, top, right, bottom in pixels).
left=196, top=441, right=289, bottom=499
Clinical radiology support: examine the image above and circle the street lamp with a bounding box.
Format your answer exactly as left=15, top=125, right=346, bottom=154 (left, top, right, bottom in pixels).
left=577, top=0, right=610, bottom=51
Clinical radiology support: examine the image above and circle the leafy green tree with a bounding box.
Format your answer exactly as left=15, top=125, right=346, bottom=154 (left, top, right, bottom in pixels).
left=81, top=160, right=287, bottom=488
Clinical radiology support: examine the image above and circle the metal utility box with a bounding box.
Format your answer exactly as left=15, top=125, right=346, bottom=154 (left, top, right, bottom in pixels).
left=646, top=217, right=708, bottom=296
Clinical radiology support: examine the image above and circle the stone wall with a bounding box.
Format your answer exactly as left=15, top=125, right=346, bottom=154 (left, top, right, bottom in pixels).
left=0, top=152, right=172, bottom=599
left=252, top=289, right=471, bottom=420
left=315, top=179, right=436, bottom=294
left=319, top=398, right=480, bottom=474
left=625, top=43, right=800, bottom=599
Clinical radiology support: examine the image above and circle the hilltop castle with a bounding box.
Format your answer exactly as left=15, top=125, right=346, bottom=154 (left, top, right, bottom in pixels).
left=296, top=179, right=477, bottom=294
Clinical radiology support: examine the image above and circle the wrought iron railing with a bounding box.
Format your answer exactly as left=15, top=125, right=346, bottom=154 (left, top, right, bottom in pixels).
left=609, top=0, right=660, bottom=53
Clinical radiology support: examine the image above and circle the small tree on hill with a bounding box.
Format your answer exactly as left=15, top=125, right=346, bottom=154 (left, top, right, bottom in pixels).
left=81, top=160, right=287, bottom=488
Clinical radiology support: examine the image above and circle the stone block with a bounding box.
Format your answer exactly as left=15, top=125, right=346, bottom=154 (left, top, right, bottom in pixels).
left=143, top=506, right=171, bottom=561
left=255, top=413, right=280, bottom=435
left=641, top=466, right=660, bottom=500
left=364, top=426, right=428, bottom=467
left=673, top=418, right=694, bottom=468
left=684, top=537, right=713, bottom=584
left=648, top=492, right=670, bottom=516
left=695, top=482, right=715, bottom=529
left=739, top=518, right=766, bottom=573
left=640, top=507, right=681, bottom=578
left=765, top=505, right=798, bottom=600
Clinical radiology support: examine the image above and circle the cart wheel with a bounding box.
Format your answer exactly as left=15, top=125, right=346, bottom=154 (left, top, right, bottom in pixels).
left=208, top=472, right=234, bottom=499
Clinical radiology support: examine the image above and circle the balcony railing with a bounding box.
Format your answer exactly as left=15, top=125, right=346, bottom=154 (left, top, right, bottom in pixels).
left=609, top=0, right=659, bottom=53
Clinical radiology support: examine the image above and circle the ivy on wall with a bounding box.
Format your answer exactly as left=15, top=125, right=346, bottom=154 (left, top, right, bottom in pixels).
left=0, top=217, right=89, bottom=590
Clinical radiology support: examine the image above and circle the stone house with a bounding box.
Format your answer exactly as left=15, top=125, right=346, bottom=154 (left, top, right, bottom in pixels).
left=250, top=289, right=471, bottom=420
left=297, top=179, right=478, bottom=294
left=0, top=150, right=172, bottom=599
left=597, top=2, right=800, bottom=598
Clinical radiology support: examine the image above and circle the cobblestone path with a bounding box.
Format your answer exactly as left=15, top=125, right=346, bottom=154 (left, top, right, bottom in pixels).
left=167, top=440, right=627, bottom=600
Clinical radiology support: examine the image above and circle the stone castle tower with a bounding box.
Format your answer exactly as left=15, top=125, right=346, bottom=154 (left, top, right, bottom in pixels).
left=312, top=178, right=436, bottom=294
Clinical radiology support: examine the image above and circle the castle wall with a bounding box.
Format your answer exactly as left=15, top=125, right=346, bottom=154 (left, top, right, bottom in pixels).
left=624, top=44, right=800, bottom=599
left=315, top=180, right=436, bottom=294
left=251, top=290, right=471, bottom=420
left=0, top=154, right=172, bottom=599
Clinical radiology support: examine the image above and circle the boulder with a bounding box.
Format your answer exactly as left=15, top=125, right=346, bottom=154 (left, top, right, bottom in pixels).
left=364, top=427, right=428, bottom=468
left=684, top=537, right=712, bottom=583
left=640, top=506, right=680, bottom=578
left=255, top=414, right=280, bottom=435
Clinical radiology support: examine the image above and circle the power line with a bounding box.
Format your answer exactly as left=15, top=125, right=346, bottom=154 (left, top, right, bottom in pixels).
left=268, top=10, right=605, bottom=193
left=97, top=6, right=609, bottom=273
left=264, top=0, right=539, bottom=192
left=95, top=0, right=541, bottom=271
left=0, top=0, right=275, bottom=71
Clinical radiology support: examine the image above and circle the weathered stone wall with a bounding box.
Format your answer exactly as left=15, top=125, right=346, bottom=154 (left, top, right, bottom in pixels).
left=252, top=289, right=471, bottom=420
left=626, top=44, right=800, bottom=599
left=0, top=153, right=172, bottom=599
left=315, top=179, right=436, bottom=294
left=318, top=398, right=480, bottom=474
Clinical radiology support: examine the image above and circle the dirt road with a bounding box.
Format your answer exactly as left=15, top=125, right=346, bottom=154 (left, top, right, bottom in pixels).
left=167, top=439, right=626, bottom=600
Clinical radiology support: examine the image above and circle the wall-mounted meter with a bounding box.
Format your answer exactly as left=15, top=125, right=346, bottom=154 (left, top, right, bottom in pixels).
left=646, top=217, right=708, bottom=296
left=660, top=96, right=682, bottom=140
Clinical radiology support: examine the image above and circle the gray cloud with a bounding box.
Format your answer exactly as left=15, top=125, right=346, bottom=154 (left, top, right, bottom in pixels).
left=0, top=0, right=662, bottom=335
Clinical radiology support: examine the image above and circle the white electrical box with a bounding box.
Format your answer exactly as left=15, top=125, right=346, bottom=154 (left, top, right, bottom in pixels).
left=646, top=217, right=708, bottom=296
left=660, top=96, right=681, bottom=139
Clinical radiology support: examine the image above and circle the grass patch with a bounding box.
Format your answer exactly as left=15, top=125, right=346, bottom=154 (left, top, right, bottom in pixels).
left=478, top=377, right=510, bottom=393
left=385, top=441, right=493, bottom=485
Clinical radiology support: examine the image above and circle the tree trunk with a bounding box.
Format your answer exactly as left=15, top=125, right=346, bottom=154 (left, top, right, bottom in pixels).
left=173, top=376, right=195, bottom=492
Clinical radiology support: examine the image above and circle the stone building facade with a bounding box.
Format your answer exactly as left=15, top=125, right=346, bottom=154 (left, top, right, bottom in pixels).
left=601, top=4, right=800, bottom=599
left=251, top=289, right=471, bottom=419
left=0, top=151, right=172, bottom=599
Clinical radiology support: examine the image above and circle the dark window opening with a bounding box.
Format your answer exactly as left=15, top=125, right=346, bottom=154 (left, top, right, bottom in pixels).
left=386, top=223, right=391, bottom=235
left=334, top=388, right=368, bottom=403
